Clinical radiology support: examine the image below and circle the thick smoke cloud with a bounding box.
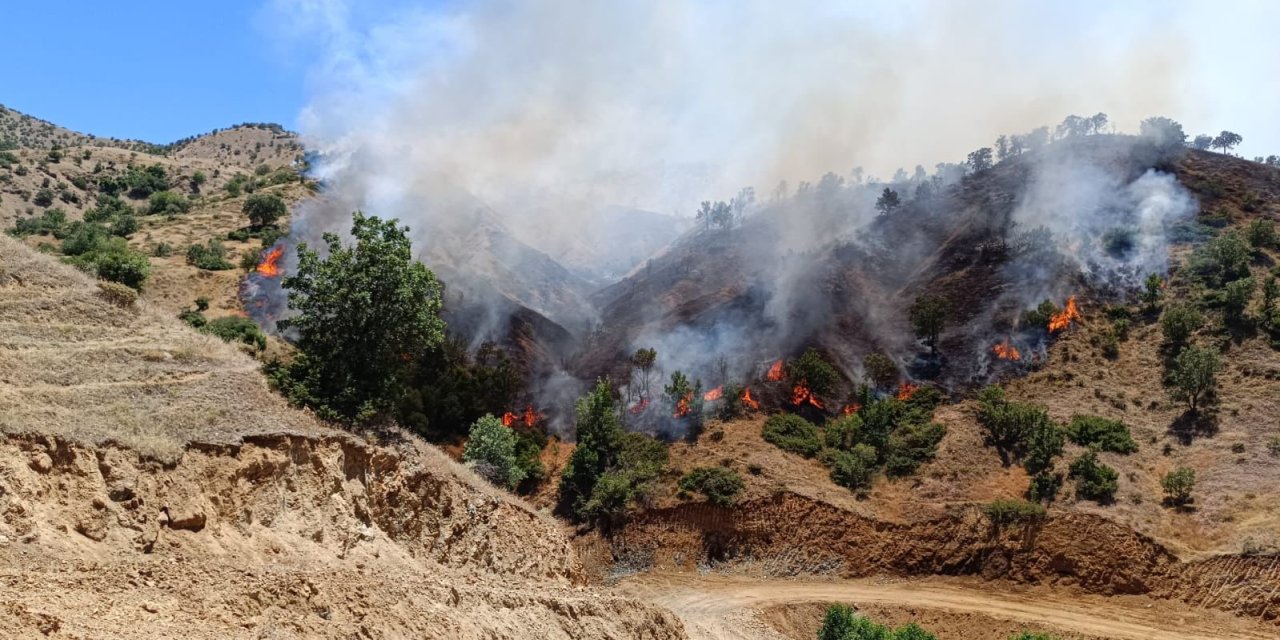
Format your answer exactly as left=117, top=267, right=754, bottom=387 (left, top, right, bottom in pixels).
left=272, top=0, right=1191, bottom=269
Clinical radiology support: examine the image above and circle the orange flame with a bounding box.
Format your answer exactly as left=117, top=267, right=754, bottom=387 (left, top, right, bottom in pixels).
left=673, top=392, right=693, bottom=418
left=841, top=403, right=861, bottom=416
left=629, top=396, right=649, bottom=415
left=791, top=384, right=825, bottom=409
left=1048, top=295, right=1082, bottom=333
left=741, top=388, right=760, bottom=410
left=992, top=340, right=1022, bottom=361
left=256, top=245, right=284, bottom=277
left=703, top=386, right=723, bottom=402
left=765, top=360, right=784, bottom=381
left=523, top=405, right=539, bottom=428
left=501, top=412, right=517, bottom=427
left=896, top=382, right=919, bottom=401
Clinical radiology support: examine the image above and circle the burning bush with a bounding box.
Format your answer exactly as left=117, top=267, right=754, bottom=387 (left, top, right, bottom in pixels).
left=786, top=348, right=839, bottom=401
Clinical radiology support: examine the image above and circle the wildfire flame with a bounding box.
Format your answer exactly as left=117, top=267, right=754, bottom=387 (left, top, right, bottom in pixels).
left=741, top=388, right=760, bottom=410
left=896, top=382, right=919, bottom=401
left=1048, top=295, right=1082, bottom=333
left=629, top=396, right=650, bottom=415
left=765, top=360, right=784, bottom=381
left=501, top=405, right=540, bottom=428
left=673, top=392, right=693, bottom=418
left=790, top=384, right=825, bottom=409
left=992, top=340, right=1022, bottom=361
left=256, top=245, right=284, bottom=277
left=703, top=386, right=723, bottom=402
left=841, top=403, right=861, bottom=416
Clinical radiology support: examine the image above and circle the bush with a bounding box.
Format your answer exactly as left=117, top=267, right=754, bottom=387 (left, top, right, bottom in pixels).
left=1161, top=466, right=1195, bottom=507
left=1199, top=231, right=1251, bottom=282
left=823, top=414, right=863, bottom=451
left=202, top=316, right=267, bottom=350
left=1223, top=277, right=1255, bottom=324
left=1065, top=415, right=1138, bottom=454
left=883, top=421, right=945, bottom=476
left=678, top=466, right=745, bottom=506
left=185, top=239, right=234, bottom=270
left=1160, top=305, right=1203, bottom=349
left=1246, top=219, right=1277, bottom=250
left=109, top=213, right=139, bottom=237
left=125, top=164, right=169, bottom=198
left=463, top=414, right=525, bottom=489
left=7, top=208, right=67, bottom=237
left=983, top=498, right=1046, bottom=527
left=147, top=190, right=191, bottom=215
left=863, top=351, right=898, bottom=389
left=829, top=444, right=878, bottom=491
left=243, top=193, right=287, bottom=228
left=1021, top=418, right=1064, bottom=476
left=762, top=413, right=822, bottom=458
left=32, top=187, right=55, bottom=207
left=96, top=281, right=138, bottom=308
left=1028, top=471, right=1062, bottom=503
left=976, top=386, right=1058, bottom=470
left=819, top=605, right=938, bottom=640
left=59, top=222, right=109, bottom=256
left=1068, top=450, right=1118, bottom=503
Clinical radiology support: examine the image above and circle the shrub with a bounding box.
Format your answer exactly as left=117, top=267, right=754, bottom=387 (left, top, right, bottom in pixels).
left=243, top=193, right=287, bottom=228
left=202, top=316, right=267, bottom=350
left=90, top=245, right=151, bottom=290
left=59, top=222, right=109, bottom=256
left=678, top=466, right=745, bottom=506
left=463, top=414, right=525, bottom=490
left=1028, top=471, right=1062, bottom=503
left=1200, top=231, right=1251, bottom=281
left=147, top=190, right=191, bottom=215
left=824, top=413, right=863, bottom=451
left=1169, top=345, right=1221, bottom=413
left=32, top=187, right=55, bottom=207
left=819, top=605, right=939, bottom=640
left=1223, top=277, right=1255, bottom=324
left=96, top=281, right=138, bottom=308
left=1160, top=305, right=1203, bottom=349
left=7, top=208, right=67, bottom=237
left=1246, top=219, right=1277, bottom=249
left=983, top=498, right=1046, bottom=527
left=1068, top=450, right=1118, bottom=503
left=829, top=444, right=878, bottom=491
left=185, top=239, right=234, bottom=270
left=883, top=421, right=945, bottom=476
left=109, top=213, right=138, bottom=237
left=125, top=164, right=169, bottom=198
left=1065, top=415, right=1138, bottom=454
left=1161, top=466, right=1195, bottom=507
left=1022, top=418, right=1064, bottom=476
left=976, top=386, right=1057, bottom=469
left=863, top=351, right=898, bottom=389
left=762, top=413, right=822, bottom=458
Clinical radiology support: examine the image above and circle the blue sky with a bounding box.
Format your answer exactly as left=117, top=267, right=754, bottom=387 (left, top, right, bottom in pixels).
left=0, top=1, right=307, bottom=142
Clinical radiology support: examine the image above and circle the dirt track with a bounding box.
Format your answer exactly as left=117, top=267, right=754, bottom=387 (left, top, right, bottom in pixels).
left=619, top=573, right=1280, bottom=640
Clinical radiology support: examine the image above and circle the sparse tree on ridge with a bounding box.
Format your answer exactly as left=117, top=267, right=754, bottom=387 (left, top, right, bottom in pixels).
left=1170, top=345, right=1220, bottom=413
left=875, top=188, right=901, bottom=215
left=631, top=347, right=657, bottom=399
left=1140, top=116, right=1187, bottom=148
left=1090, top=112, right=1109, bottom=134
left=966, top=147, right=993, bottom=173
left=1191, top=134, right=1213, bottom=151
left=909, top=295, right=949, bottom=355
left=995, top=135, right=1009, bottom=161
left=1212, top=131, right=1243, bottom=155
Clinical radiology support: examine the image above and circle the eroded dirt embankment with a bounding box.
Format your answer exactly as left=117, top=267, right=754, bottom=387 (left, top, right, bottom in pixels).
left=0, top=432, right=687, bottom=639
left=581, top=493, right=1280, bottom=623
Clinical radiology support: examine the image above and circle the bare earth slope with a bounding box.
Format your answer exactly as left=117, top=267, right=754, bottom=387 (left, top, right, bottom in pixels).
left=0, top=236, right=685, bottom=639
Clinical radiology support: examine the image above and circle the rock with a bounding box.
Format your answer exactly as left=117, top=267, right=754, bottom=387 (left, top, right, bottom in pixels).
left=141, top=602, right=159, bottom=614
left=28, top=452, right=52, bottom=473
left=164, top=506, right=206, bottom=532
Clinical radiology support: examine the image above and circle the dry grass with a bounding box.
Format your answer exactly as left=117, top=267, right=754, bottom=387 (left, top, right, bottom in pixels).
left=0, top=234, right=323, bottom=461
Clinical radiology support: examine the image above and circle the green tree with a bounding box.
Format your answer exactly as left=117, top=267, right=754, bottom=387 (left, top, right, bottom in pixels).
left=863, top=351, right=898, bottom=389
left=966, top=147, right=993, bottom=172
left=1202, top=231, right=1251, bottom=281
left=190, top=170, right=207, bottom=192
left=788, top=347, right=840, bottom=397
left=1139, top=116, right=1187, bottom=149
left=909, top=295, right=948, bottom=354
left=1140, top=273, right=1163, bottom=311
left=830, top=443, right=878, bottom=491
left=93, top=245, right=151, bottom=290
left=631, top=347, right=657, bottom=398
left=875, top=188, right=901, bottom=215
left=1065, top=415, right=1137, bottom=454
left=147, top=190, right=191, bottom=215
left=678, top=466, right=744, bottom=506
left=1261, top=276, right=1279, bottom=328
left=463, top=414, right=526, bottom=489
left=762, top=413, right=822, bottom=458
left=1160, top=305, right=1202, bottom=350
left=1022, top=417, right=1064, bottom=476
left=243, top=193, right=287, bottom=228
left=1246, top=219, right=1277, bottom=249
left=1223, top=277, right=1255, bottom=324
left=1211, top=130, right=1242, bottom=155
left=274, top=212, right=445, bottom=422
left=1161, top=466, right=1196, bottom=507
left=1169, top=345, right=1220, bottom=413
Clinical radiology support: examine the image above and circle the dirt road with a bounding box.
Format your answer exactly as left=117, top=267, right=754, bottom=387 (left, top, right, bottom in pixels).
left=619, top=573, right=1279, bottom=640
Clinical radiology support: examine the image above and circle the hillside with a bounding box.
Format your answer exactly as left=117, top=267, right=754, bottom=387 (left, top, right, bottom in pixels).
left=0, top=233, right=686, bottom=638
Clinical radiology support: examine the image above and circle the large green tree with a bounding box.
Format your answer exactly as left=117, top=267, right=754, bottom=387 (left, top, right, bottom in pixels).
left=276, top=212, right=445, bottom=422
